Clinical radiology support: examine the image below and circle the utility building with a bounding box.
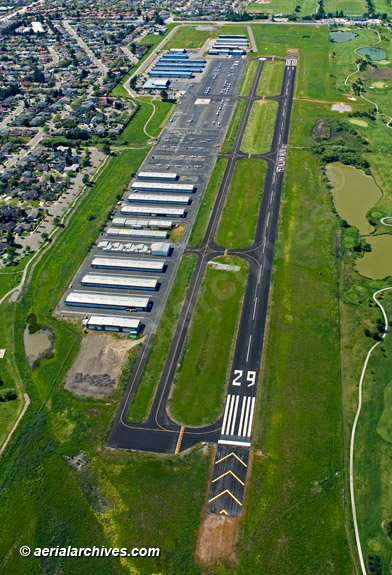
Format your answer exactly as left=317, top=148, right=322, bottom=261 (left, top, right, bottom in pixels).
left=86, top=316, right=142, bottom=337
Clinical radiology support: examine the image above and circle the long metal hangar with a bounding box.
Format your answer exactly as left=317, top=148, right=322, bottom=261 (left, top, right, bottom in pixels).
left=112, top=217, right=173, bottom=230
left=90, top=256, right=166, bottom=272
left=65, top=292, right=150, bottom=311
left=81, top=274, right=159, bottom=291
left=130, top=181, right=195, bottom=193
left=106, top=227, right=168, bottom=239
left=86, top=316, right=141, bottom=337
left=127, top=193, right=191, bottom=205
left=138, top=171, right=178, bottom=181
left=121, top=205, right=185, bottom=218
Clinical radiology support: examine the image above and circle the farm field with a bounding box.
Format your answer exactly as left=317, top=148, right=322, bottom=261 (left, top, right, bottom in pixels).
left=241, top=99, right=278, bottom=154
left=215, top=158, right=267, bottom=249
left=169, top=256, right=249, bottom=427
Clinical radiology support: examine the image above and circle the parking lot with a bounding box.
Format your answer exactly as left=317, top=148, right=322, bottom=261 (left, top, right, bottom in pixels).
left=57, top=55, right=247, bottom=335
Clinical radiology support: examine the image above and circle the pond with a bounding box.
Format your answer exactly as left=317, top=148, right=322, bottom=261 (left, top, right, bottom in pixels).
left=330, top=31, right=357, bottom=43
left=356, top=234, right=392, bottom=279
left=23, top=314, right=55, bottom=370
left=326, top=162, right=382, bottom=235
left=357, top=47, right=387, bottom=61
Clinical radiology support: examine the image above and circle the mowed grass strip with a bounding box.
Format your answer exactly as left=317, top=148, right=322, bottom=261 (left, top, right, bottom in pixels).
left=215, top=158, right=267, bottom=249
left=169, top=256, right=249, bottom=426
left=238, top=150, right=353, bottom=574
left=188, top=157, right=228, bottom=247
left=238, top=60, right=258, bottom=96
left=221, top=99, right=246, bottom=154
left=127, top=254, right=198, bottom=423
left=241, top=99, right=278, bottom=155
left=257, top=60, right=285, bottom=97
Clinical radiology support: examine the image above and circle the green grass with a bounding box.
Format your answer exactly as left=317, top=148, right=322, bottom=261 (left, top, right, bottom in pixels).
left=250, top=25, right=336, bottom=101
left=165, top=25, right=218, bottom=49
left=237, top=149, right=353, bottom=574
left=116, top=99, right=174, bottom=146
left=257, top=59, right=286, bottom=97
left=241, top=99, right=278, bottom=154
left=246, top=0, right=296, bottom=14
left=188, top=157, right=228, bottom=248
left=324, top=0, right=367, bottom=14
left=215, top=158, right=267, bottom=249
left=221, top=99, right=246, bottom=154
left=127, top=254, right=198, bottom=423
left=169, top=256, right=249, bottom=426
left=238, top=60, right=258, bottom=96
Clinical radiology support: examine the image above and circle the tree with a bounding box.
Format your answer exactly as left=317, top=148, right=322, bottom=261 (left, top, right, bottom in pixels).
left=82, top=173, right=90, bottom=185
left=101, top=142, right=111, bottom=155
left=160, top=89, right=168, bottom=101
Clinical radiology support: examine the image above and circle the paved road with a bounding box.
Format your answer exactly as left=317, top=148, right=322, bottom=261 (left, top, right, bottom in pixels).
left=107, top=52, right=297, bottom=482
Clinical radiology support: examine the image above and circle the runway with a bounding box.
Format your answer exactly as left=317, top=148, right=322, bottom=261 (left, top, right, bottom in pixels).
left=107, top=51, right=298, bottom=514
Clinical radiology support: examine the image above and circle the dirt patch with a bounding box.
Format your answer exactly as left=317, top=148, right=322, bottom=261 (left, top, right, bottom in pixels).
left=23, top=315, right=56, bottom=370
left=312, top=119, right=331, bottom=140
left=170, top=224, right=186, bottom=242
left=195, top=514, right=240, bottom=569
left=363, top=67, right=392, bottom=82
left=65, top=333, right=142, bottom=397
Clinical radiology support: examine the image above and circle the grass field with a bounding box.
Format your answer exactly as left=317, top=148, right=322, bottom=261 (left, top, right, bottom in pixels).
left=250, top=25, right=336, bottom=101
left=169, top=256, right=249, bottom=426
left=246, top=0, right=296, bottom=14
left=237, top=149, right=353, bottom=574
left=116, top=99, right=174, bottom=146
left=324, top=0, right=367, bottom=14
left=188, top=157, right=228, bottom=247
left=127, top=254, right=198, bottom=423
left=241, top=99, right=278, bottom=154
left=221, top=99, right=246, bottom=154
left=215, top=158, right=267, bottom=249
left=257, top=59, right=286, bottom=97
left=165, top=25, right=218, bottom=50
left=238, top=60, right=258, bottom=96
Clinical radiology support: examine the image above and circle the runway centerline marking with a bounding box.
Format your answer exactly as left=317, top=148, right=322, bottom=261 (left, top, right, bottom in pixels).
left=246, top=335, right=252, bottom=362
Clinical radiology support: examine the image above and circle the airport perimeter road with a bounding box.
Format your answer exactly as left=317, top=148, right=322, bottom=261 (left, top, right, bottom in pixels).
left=107, top=52, right=298, bottom=501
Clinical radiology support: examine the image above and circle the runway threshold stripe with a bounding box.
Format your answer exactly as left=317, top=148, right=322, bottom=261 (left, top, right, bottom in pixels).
left=237, top=396, right=247, bottom=437
left=225, top=394, right=236, bottom=436
left=230, top=395, right=240, bottom=436
left=247, top=397, right=256, bottom=437
left=221, top=395, right=232, bottom=436
left=241, top=397, right=251, bottom=437
left=218, top=439, right=251, bottom=447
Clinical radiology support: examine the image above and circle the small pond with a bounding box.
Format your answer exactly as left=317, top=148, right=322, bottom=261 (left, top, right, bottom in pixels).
left=326, top=162, right=382, bottom=235
left=357, top=47, right=387, bottom=61
left=330, top=31, right=357, bottom=43
left=23, top=314, right=55, bottom=370
left=355, top=234, right=392, bottom=279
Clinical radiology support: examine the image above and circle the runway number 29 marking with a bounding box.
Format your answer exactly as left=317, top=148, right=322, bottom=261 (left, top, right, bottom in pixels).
left=232, top=370, right=256, bottom=387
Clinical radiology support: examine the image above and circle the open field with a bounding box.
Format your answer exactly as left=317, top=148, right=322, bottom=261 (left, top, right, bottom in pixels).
left=188, top=157, right=228, bottom=247
left=257, top=59, right=285, bottom=97
left=241, top=99, right=278, bottom=154
left=169, top=256, right=249, bottom=427
left=246, top=0, right=296, bottom=14
left=116, top=99, right=174, bottom=145
left=215, top=158, right=267, bottom=249
left=237, top=149, right=353, bottom=574
left=250, top=25, right=336, bottom=101
left=221, top=99, right=246, bottom=154
left=165, top=25, right=218, bottom=49
left=238, top=60, right=258, bottom=97
left=324, top=0, right=367, bottom=13
left=127, top=254, right=198, bottom=423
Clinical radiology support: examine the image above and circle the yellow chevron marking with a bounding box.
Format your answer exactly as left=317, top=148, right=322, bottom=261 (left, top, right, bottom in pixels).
left=219, top=509, right=228, bottom=515
left=215, top=452, right=247, bottom=467
left=212, top=470, right=245, bottom=486
left=208, top=489, right=243, bottom=506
